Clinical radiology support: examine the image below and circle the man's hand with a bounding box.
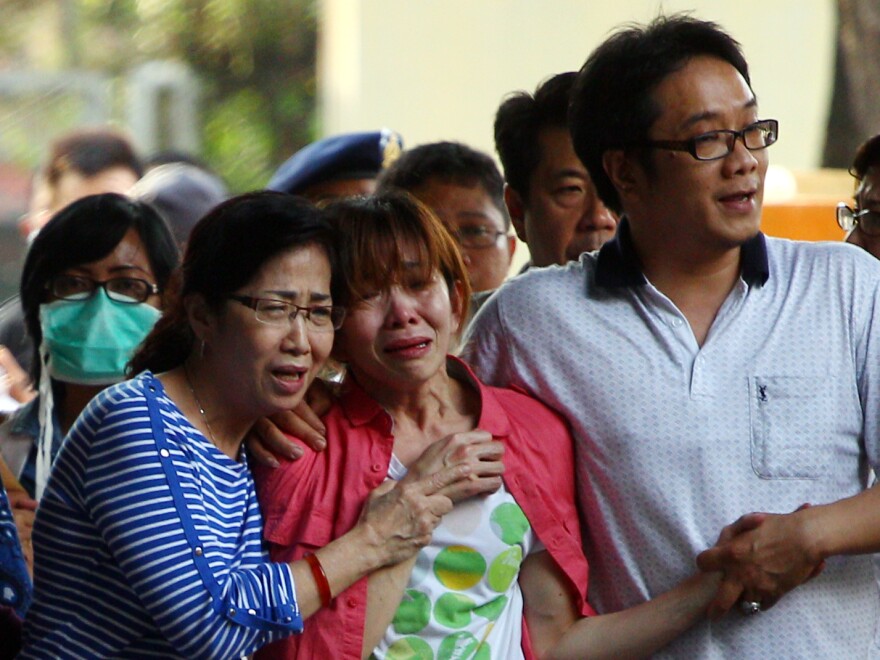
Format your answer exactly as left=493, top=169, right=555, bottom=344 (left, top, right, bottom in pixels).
left=698, top=505, right=824, bottom=618
left=246, top=380, right=336, bottom=466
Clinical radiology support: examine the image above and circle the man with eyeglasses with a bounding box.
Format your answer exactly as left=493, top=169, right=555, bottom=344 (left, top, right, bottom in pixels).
left=377, top=141, right=516, bottom=306
left=838, top=133, right=880, bottom=259
left=464, top=15, right=880, bottom=658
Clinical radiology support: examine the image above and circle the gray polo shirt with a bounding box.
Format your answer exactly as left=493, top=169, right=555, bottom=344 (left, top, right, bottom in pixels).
left=462, top=219, right=880, bottom=658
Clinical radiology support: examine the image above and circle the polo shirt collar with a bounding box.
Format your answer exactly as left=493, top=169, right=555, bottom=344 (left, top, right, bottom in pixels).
left=339, top=356, right=511, bottom=437
left=594, top=216, right=769, bottom=289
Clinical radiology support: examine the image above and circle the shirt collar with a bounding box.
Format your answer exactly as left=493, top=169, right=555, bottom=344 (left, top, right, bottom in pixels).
left=595, top=216, right=769, bottom=289
left=339, top=356, right=511, bottom=438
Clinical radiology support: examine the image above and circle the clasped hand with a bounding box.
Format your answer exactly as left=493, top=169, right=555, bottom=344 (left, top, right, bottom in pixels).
left=357, top=430, right=505, bottom=567
left=697, top=504, right=825, bottom=618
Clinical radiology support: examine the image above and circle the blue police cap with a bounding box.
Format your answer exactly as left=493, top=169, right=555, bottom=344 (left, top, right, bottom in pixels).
left=267, top=129, right=403, bottom=195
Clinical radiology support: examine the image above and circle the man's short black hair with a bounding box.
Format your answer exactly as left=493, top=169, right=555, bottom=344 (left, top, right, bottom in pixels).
left=44, top=127, right=143, bottom=184
left=377, top=141, right=509, bottom=228
left=569, top=14, right=750, bottom=214
left=851, top=134, right=880, bottom=182
left=494, top=72, right=576, bottom=202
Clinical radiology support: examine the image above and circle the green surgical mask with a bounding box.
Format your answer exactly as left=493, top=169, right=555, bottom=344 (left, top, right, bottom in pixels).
left=39, top=290, right=161, bottom=385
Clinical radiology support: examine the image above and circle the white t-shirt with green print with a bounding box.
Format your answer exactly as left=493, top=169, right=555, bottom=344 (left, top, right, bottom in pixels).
left=371, top=455, right=543, bottom=660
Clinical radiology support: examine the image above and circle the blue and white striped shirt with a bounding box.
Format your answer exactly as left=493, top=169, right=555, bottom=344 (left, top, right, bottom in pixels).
left=21, top=372, right=302, bottom=659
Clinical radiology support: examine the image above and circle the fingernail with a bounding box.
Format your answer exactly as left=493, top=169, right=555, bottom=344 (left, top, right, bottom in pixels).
left=289, top=445, right=303, bottom=460
left=268, top=456, right=280, bottom=468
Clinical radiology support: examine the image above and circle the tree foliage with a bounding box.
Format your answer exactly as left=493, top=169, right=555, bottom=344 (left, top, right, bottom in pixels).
left=0, top=0, right=317, bottom=191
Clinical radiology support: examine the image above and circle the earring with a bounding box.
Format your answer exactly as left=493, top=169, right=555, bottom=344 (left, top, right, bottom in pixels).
left=199, top=340, right=206, bottom=358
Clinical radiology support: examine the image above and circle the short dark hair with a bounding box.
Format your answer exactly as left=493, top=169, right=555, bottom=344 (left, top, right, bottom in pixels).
left=129, top=191, right=338, bottom=375
left=21, top=193, right=179, bottom=381
left=850, top=134, right=880, bottom=182
left=569, top=14, right=751, bottom=214
left=322, top=191, right=471, bottom=324
left=377, top=141, right=509, bottom=228
left=494, top=72, right=576, bottom=201
left=44, top=127, right=143, bottom=185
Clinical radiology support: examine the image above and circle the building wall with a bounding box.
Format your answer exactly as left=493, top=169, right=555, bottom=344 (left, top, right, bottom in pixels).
left=318, top=0, right=834, bottom=170
left=318, top=1, right=837, bottom=267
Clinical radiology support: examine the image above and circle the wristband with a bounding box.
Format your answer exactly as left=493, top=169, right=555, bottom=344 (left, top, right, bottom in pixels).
left=304, top=552, right=332, bottom=608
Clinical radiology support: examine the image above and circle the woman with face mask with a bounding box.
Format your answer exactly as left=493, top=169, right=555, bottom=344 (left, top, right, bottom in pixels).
left=0, top=193, right=179, bottom=501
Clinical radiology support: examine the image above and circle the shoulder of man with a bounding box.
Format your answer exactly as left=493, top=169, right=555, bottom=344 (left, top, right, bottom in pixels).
left=485, top=255, right=596, bottom=313
left=765, top=236, right=880, bottom=282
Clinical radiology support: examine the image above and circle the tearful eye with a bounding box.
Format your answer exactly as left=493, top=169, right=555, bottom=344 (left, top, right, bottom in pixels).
left=259, top=303, right=289, bottom=319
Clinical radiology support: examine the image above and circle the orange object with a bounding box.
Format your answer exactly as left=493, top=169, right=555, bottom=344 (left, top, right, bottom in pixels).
left=761, top=200, right=846, bottom=242
left=304, top=552, right=332, bottom=607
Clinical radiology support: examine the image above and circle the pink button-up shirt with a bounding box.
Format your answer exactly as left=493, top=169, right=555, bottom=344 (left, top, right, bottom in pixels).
left=254, top=357, right=593, bottom=659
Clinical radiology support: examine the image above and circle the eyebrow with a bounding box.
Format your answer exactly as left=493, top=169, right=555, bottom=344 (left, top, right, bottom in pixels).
left=553, top=168, right=588, bottom=180
left=70, top=264, right=154, bottom=278
left=681, top=97, right=758, bottom=131
left=266, top=290, right=332, bottom=303
left=456, top=210, right=496, bottom=221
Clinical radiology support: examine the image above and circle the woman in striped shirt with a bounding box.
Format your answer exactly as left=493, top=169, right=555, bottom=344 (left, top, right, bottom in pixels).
left=21, top=192, right=498, bottom=658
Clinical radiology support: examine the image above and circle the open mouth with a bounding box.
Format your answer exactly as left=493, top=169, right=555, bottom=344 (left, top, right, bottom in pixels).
left=717, top=188, right=759, bottom=213
left=272, top=365, right=308, bottom=383
left=384, top=337, right=432, bottom=355
left=719, top=190, right=755, bottom=203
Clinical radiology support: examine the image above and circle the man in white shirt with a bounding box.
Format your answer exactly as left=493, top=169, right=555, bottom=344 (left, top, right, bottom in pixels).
left=464, top=14, right=880, bottom=658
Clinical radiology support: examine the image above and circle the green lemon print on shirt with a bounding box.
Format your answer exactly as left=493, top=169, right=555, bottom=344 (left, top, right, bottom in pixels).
left=434, top=545, right=486, bottom=590
left=438, top=631, right=487, bottom=660
left=434, top=592, right=477, bottom=628
left=392, top=589, right=431, bottom=634
left=384, top=635, right=433, bottom=660
left=473, top=594, right=508, bottom=621
left=473, top=643, right=491, bottom=660
left=487, top=546, right=523, bottom=592
left=489, top=502, right=529, bottom=545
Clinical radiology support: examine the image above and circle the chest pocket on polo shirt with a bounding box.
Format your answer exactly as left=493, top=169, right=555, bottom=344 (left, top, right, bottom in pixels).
left=749, top=375, right=834, bottom=479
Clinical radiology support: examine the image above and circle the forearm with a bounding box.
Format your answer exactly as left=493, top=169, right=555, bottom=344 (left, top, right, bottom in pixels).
left=547, top=573, right=718, bottom=660
left=806, top=485, right=880, bottom=559
left=290, top=521, right=400, bottom=620
left=361, top=556, right=417, bottom=658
